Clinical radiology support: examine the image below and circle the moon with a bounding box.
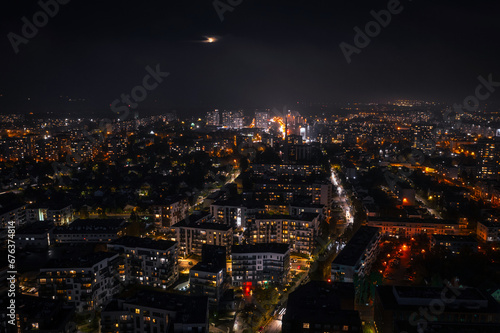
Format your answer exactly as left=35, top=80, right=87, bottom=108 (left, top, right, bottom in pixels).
left=204, top=36, right=218, bottom=43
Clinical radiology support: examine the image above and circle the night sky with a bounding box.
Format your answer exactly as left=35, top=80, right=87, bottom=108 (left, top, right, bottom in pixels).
left=1, top=0, right=500, bottom=115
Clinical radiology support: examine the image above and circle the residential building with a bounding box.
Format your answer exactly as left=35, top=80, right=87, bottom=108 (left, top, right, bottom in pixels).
left=53, top=218, right=127, bottom=243
left=283, top=281, right=362, bottom=333
left=0, top=193, right=27, bottom=228
left=26, top=204, right=74, bottom=225
left=430, top=234, right=478, bottom=254
left=255, top=110, right=270, bottom=130
left=210, top=200, right=247, bottom=228
left=206, top=109, right=220, bottom=126
left=172, top=213, right=232, bottom=257
left=153, top=196, right=189, bottom=230
left=250, top=164, right=323, bottom=178
left=374, top=285, right=500, bottom=333
left=477, top=220, right=500, bottom=242
left=108, top=236, right=178, bottom=289
left=331, top=226, right=380, bottom=283
left=38, top=252, right=122, bottom=312
left=246, top=213, right=321, bottom=254
left=190, top=245, right=227, bottom=305
left=14, top=295, right=77, bottom=333
left=253, top=181, right=332, bottom=206
left=16, top=221, right=54, bottom=249
left=478, top=138, right=500, bottom=180
left=101, top=291, right=209, bottom=333
left=231, top=243, right=290, bottom=286
left=367, top=217, right=461, bottom=237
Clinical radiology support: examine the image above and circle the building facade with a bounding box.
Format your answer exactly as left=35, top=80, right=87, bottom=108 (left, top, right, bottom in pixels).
left=246, top=213, right=321, bottom=254
left=108, top=236, right=179, bottom=289
left=231, top=243, right=290, bottom=286
left=331, top=226, right=380, bottom=283
left=101, top=291, right=209, bottom=333
left=38, top=252, right=122, bottom=312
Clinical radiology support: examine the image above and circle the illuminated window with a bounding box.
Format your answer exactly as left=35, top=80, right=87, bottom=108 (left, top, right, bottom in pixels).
left=303, top=323, right=310, bottom=328
left=135, top=309, right=140, bottom=314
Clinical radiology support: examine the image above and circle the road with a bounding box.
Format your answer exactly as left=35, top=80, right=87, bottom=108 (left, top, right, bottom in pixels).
left=415, top=194, right=442, bottom=219
left=331, top=167, right=353, bottom=225
left=263, top=312, right=284, bottom=333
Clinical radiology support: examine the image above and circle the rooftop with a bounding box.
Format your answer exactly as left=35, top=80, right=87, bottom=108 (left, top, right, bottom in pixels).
left=53, top=218, right=127, bottom=234
left=41, top=251, right=118, bottom=269
left=368, top=217, right=459, bottom=225
left=232, top=243, right=290, bottom=254
left=332, top=226, right=379, bottom=267
left=252, top=212, right=320, bottom=221
left=432, top=234, right=478, bottom=243
left=110, top=236, right=176, bottom=251
left=17, top=221, right=54, bottom=235
left=105, top=290, right=208, bottom=324
left=376, top=285, right=500, bottom=313
left=285, top=281, right=361, bottom=325
left=173, top=218, right=231, bottom=231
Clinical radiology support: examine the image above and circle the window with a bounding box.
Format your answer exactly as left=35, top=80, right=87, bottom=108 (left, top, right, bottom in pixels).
left=303, top=323, right=310, bottom=328
left=135, top=308, right=140, bottom=314
left=343, top=325, right=349, bottom=331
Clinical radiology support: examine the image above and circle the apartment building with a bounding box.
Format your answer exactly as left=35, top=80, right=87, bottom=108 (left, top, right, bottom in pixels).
left=431, top=234, right=478, bottom=254
left=231, top=243, right=290, bottom=286
left=172, top=213, right=232, bottom=258
left=26, top=204, right=74, bottom=226
left=367, top=217, right=461, bottom=237
left=246, top=213, right=321, bottom=254
left=107, top=236, right=178, bottom=289
left=331, top=226, right=380, bottom=283
left=153, top=196, right=189, bottom=230
left=189, top=245, right=227, bottom=305
left=477, top=220, right=500, bottom=242
left=101, top=291, right=209, bottom=333
left=38, top=252, right=121, bottom=312
left=53, top=219, right=127, bottom=243
left=375, top=285, right=500, bottom=333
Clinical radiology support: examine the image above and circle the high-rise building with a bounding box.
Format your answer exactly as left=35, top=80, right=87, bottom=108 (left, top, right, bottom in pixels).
left=222, top=110, right=243, bottom=129
left=255, top=111, right=270, bottom=129
left=206, top=109, right=220, bottom=126
left=478, top=138, right=500, bottom=180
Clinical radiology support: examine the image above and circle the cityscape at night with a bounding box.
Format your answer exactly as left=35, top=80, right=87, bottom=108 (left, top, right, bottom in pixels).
left=2, top=1, right=500, bottom=333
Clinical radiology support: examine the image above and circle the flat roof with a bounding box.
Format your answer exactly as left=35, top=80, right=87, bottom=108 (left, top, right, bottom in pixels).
left=432, top=234, right=477, bottom=242
left=173, top=219, right=231, bottom=231
left=252, top=212, right=320, bottom=221
left=285, top=281, right=360, bottom=324
left=191, top=262, right=224, bottom=273
left=110, top=236, right=176, bottom=251
left=376, top=285, right=500, bottom=313
left=332, top=226, right=379, bottom=267
left=41, top=251, right=118, bottom=269
left=232, top=243, right=290, bottom=254
left=368, top=217, right=459, bottom=225
left=17, top=222, right=54, bottom=235
left=115, top=290, right=208, bottom=324
left=53, top=218, right=127, bottom=234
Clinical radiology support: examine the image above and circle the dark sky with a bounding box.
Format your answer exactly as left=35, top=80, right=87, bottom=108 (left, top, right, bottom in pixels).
left=1, top=0, right=500, bottom=115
